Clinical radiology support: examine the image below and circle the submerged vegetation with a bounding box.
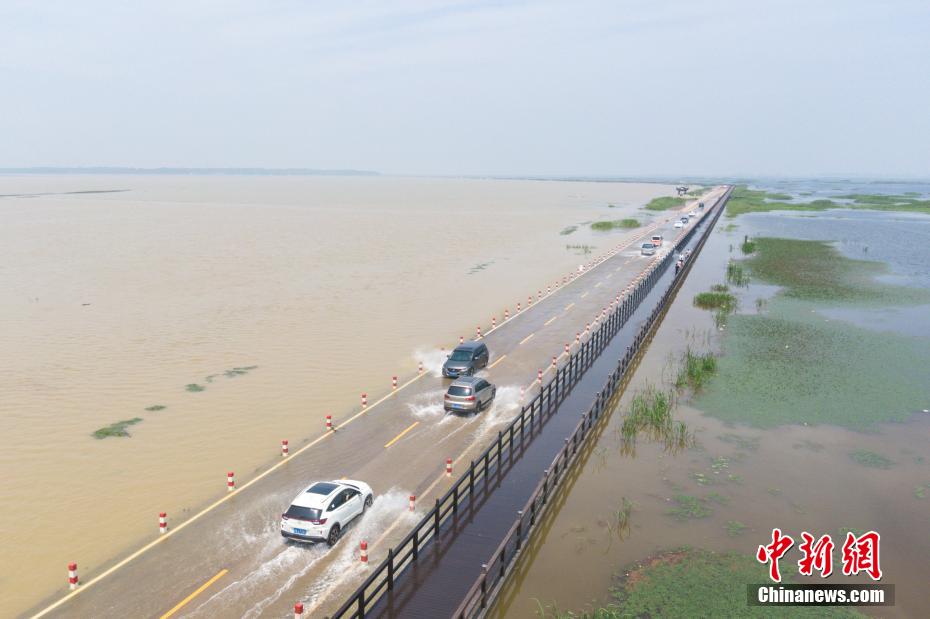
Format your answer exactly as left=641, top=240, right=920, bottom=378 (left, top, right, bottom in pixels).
left=724, top=185, right=930, bottom=217
left=699, top=237, right=930, bottom=429
left=666, top=495, right=712, bottom=520
left=560, top=225, right=578, bottom=236
left=566, top=244, right=595, bottom=255
left=186, top=383, right=206, bottom=392
left=92, top=417, right=143, bottom=439
left=693, top=290, right=736, bottom=312
left=644, top=196, right=687, bottom=211
left=590, top=218, right=639, bottom=231
left=538, top=548, right=865, bottom=618
left=849, top=449, right=894, bottom=469
left=144, top=404, right=166, bottom=411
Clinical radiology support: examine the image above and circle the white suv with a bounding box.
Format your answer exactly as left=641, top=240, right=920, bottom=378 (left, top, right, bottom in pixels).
left=281, top=480, right=373, bottom=546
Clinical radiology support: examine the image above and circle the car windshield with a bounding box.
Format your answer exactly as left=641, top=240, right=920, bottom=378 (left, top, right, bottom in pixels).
left=448, top=385, right=472, bottom=396
left=642, top=243, right=653, bottom=249
left=284, top=505, right=322, bottom=521
left=449, top=350, right=472, bottom=361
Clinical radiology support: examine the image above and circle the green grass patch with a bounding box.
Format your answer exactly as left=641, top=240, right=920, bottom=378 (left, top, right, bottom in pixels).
left=566, top=244, right=595, bottom=255
left=693, top=291, right=736, bottom=311
left=674, top=348, right=718, bottom=391
left=144, top=404, right=166, bottom=412
left=666, top=495, right=712, bottom=520
left=186, top=383, right=206, bottom=392
left=740, top=237, right=756, bottom=254
left=590, top=218, right=640, bottom=231
left=849, top=449, right=894, bottom=469
left=645, top=196, right=687, bottom=211
left=725, top=261, right=749, bottom=287
left=559, top=225, right=577, bottom=236
left=725, top=520, right=746, bottom=537
left=93, top=417, right=143, bottom=439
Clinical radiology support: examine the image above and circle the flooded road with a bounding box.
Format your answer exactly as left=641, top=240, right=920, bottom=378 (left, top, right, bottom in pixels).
left=491, top=207, right=930, bottom=618
left=0, top=174, right=675, bottom=616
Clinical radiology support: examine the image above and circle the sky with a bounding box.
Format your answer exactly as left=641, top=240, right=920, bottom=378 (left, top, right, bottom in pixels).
left=1, top=0, right=929, bottom=178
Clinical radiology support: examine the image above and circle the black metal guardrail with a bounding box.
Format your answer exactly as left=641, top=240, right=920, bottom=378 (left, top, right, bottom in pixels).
left=330, top=188, right=731, bottom=619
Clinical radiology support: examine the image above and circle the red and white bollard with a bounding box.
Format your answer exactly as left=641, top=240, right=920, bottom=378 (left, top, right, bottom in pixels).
left=159, top=512, right=168, bottom=534
left=517, top=302, right=521, bottom=312
left=326, top=415, right=333, bottom=431
left=547, top=285, right=551, bottom=295
left=565, top=343, right=570, bottom=354
left=418, top=361, right=424, bottom=375
left=504, top=308, right=510, bottom=320
left=585, top=322, right=590, bottom=333
left=446, top=457, right=453, bottom=477
left=409, top=494, right=416, bottom=512
left=282, top=439, right=289, bottom=457
left=491, top=316, right=496, bottom=329
left=68, top=562, right=78, bottom=590
left=576, top=332, right=581, bottom=343
left=361, top=393, right=368, bottom=408
left=476, top=326, right=482, bottom=339
left=460, top=335, right=465, bottom=345
left=227, top=471, right=235, bottom=492
left=520, top=386, right=525, bottom=402
left=295, top=602, right=304, bottom=618
left=552, top=356, right=557, bottom=368
left=392, top=376, right=398, bottom=391
left=537, top=369, right=543, bottom=384
left=360, top=540, right=369, bottom=564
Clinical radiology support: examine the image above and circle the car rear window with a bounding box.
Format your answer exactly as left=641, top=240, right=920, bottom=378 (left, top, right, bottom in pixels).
left=642, top=243, right=654, bottom=249
left=284, top=505, right=321, bottom=521
left=652, top=235, right=661, bottom=240
left=307, top=481, right=338, bottom=495
left=448, top=386, right=472, bottom=396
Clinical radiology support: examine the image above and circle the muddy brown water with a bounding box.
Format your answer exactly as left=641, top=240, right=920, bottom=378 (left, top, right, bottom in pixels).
left=0, top=174, right=677, bottom=616
left=491, top=214, right=930, bottom=618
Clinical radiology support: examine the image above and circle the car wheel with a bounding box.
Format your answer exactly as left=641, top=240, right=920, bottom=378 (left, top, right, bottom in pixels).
left=364, top=494, right=373, bottom=511
left=327, top=524, right=341, bottom=547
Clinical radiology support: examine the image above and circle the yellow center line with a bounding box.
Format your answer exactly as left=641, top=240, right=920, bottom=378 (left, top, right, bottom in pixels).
left=564, top=302, right=575, bottom=311
left=488, top=355, right=507, bottom=369
left=160, top=569, right=228, bottom=619
left=384, top=422, right=419, bottom=449
left=544, top=315, right=557, bottom=326
left=519, top=333, right=534, bottom=345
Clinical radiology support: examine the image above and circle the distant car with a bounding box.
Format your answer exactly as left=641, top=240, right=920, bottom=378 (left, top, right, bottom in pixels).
left=680, top=217, right=689, bottom=224
left=651, top=234, right=663, bottom=247
left=688, top=210, right=697, bottom=217
left=641, top=242, right=656, bottom=256
left=444, top=375, right=496, bottom=413
left=674, top=221, right=684, bottom=228
left=698, top=202, right=705, bottom=210
left=281, top=480, right=373, bottom=545
left=442, top=341, right=489, bottom=378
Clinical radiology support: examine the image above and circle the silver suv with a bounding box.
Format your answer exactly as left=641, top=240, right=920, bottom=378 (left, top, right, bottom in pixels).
left=442, top=341, right=489, bottom=378
left=641, top=242, right=656, bottom=256
left=444, top=376, right=496, bottom=413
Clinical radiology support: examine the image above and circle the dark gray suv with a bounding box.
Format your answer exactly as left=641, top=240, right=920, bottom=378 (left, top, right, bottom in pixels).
left=442, top=341, right=489, bottom=378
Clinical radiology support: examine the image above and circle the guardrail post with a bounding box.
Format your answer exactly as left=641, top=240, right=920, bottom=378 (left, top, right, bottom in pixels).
left=497, top=431, right=503, bottom=469
left=480, top=564, right=489, bottom=609
left=453, top=484, right=459, bottom=516
left=387, top=548, right=395, bottom=591
left=469, top=460, right=475, bottom=497
left=542, top=469, right=550, bottom=504
left=434, top=498, right=440, bottom=534
left=413, top=528, right=419, bottom=560
left=516, top=510, right=524, bottom=551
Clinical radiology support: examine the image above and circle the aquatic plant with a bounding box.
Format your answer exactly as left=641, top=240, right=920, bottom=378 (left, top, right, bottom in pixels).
left=665, top=494, right=712, bottom=520
left=717, top=433, right=760, bottom=451
left=620, top=386, right=693, bottom=456
left=590, top=218, right=640, bottom=231
left=186, top=383, right=206, bottom=392
left=740, top=236, right=756, bottom=254
left=566, top=244, right=595, bottom=255
left=144, top=404, right=166, bottom=412
left=725, top=185, right=930, bottom=217
left=693, top=291, right=736, bottom=311
left=536, top=548, right=865, bottom=618
left=849, top=449, right=894, bottom=469
left=560, top=225, right=578, bottom=235
left=726, top=520, right=746, bottom=537
left=725, top=261, right=749, bottom=287
left=674, top=348, right=718, bottom=392
left=707, top=492, right=729, bottom=505
left=92, top=417, right=143, bottom=439
left=645, top=196, right=687, bottom=211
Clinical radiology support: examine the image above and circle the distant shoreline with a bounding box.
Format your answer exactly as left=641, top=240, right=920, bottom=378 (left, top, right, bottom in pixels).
left=0, top=166, right=380, bottom=176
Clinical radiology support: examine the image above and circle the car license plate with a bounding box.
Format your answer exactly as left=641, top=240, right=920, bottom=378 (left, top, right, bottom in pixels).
left=293, top=527, right=307, bottom=535
left=453, top=403, right=464, bottom=409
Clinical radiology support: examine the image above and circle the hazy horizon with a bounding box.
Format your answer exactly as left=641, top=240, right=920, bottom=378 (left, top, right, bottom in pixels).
left=2, top=1, right=929, bottom=178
